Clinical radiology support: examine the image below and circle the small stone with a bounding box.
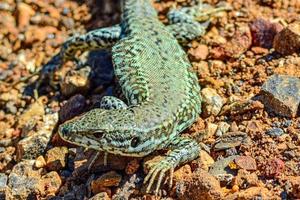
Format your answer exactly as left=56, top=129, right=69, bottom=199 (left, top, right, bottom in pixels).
left=175, top=170, right=223, bottom=200
left=91, top=171, right=122, bottom=194
left=209, top=156, right=238, bottom=179
left=210, top=26, right=251, bottom=59
left=214, top=132, right=250, bottom=151
left=264, top=158, right=285, bottom=178
left=35, top=156, right=46, bottom=169
left=125, top=158, right=140, bottom=175
left=41, top=171, right=62, bottom=196
left=0, top=173, right=6, bottom=199
left=197, top=150, right=215, bottom=171
left=215, top=122, right=230, bottom=137
left=59, top=94, right=87, bottom=123
left=45, top=147, right=68, bottom=171
left=235, top=169, right=259, bottom=189
left=285, top=176, right=300, bottom=199
left=17, top=98, right=45, bottom=129
left=266, top=127, right=284, bottom=137
left=0, top=173, right=7, bottom=190
left=260, top=74, right=300, bottom=117
left=250, top=18, right=283, bottom=48
left=188, top=44, right=209, bottom=61
left=61, top=66, right=91, bottom=97
left=246, top=120, right=262, bottom=133
left=234, top=156, right=257, bottom=171
left=251, top=46, right=269, bottom=54
left=89, top=192, right=111, bottom=200
left=231, top=185, right=239, bottom=192
left=201, top=88, right=224, bottom=117
left=206, top=123, right=218, bottom=138
left=173, top=164, right=193, bottom=183
left=7, top=160, right=43, bottom=199
left=273, top=22, right=300, bottom=55
left=16, top=113, right=58, bottom=161
left=17, top=2, right=35, bottom=29
left=225, top=187, right=274, bottom=199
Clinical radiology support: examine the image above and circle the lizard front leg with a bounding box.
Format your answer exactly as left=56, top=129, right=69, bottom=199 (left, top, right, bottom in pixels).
left=144, top=136, right=200, bottom=195
left=99, top=96, right=128, bottom=110
left=36, top=25, right=122, bottom=92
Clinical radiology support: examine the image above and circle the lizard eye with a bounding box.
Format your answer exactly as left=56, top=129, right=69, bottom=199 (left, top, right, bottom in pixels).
left=131, top=137, right=139, bottom=148
left=93, top=132, right=104, bottom=139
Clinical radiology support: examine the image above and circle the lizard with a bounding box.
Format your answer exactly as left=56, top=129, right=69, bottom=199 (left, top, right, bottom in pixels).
left=48, top=0, right=230, bottom=195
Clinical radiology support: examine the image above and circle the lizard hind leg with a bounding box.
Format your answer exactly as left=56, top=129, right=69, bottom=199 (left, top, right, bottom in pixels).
left=167, top=3, right=231, bottom=42
left=143, top=136, right=200, bottom=195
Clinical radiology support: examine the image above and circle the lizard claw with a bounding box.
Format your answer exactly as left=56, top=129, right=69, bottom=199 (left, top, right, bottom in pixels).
left=144, top=159, right=174, bottom=195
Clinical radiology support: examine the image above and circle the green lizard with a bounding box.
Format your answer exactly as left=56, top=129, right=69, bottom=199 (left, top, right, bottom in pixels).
left=51, top=0, right=229, bottom=195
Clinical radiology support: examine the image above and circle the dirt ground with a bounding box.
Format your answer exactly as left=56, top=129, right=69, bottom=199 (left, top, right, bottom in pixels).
left=0, top=0, right=300, bottom=199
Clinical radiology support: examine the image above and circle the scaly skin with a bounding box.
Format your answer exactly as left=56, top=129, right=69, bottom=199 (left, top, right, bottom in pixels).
left=55, top=0, right=228, bottom=195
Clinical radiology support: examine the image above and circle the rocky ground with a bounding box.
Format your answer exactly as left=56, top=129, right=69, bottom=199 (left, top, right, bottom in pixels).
left=0, top=0, right=300, bottom=199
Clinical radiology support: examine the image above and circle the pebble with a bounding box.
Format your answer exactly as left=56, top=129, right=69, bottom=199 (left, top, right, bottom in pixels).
left=188, top=44, right=209, bottom=61
left=214, top=131, right=250, bottom=151
left=91, top=171, right=122, bottom=194
left=249, top=18, right=283, bottom=48
left=234, top=156, right=257, bottom=171
left=60, top=66, right=91, bottom=97
left=273, top=21, right=300, bottom=55
left=235, top=169, right=259, bottom=189
left=215, top=122, right=230, bottom=137
left=7, top=160, right=43, bottom=199
left=285, top=176, right=300, bottom=199
left=225, top=187, right=274, bottom=199
left=206, top=122, right=218, bottom=138
left=41, top=171, right=62, bottom=196
left=266, top=127, right=284, bottom=137
left=201, top=88, right=224, bottom=117
left=210, top=25, right=252, bottom=59
left=45, top=146, right=69, bottom=171
left=59, top=94, right=87, bottom=123
left=260, top=74, right=300, bottom=117
left=125, top=158, right=140, bottom=175
left=196, top=150, right=215, bottom=171
left=264, top=158, right=285, bottom=178
left=175, top=170, right=223, bottom=200
left=17, top=2, right=35, bottom=29
left=0, top=173, right=7, bottom=190
left=89, top=192, right=110, bottom=200
left=16, top=113, right=58, bottom=161
left=34, top=156, right=46, bottom=169
left=209, top=155, right=238, bottom=179
left=173, top=164, right=193, bottom=183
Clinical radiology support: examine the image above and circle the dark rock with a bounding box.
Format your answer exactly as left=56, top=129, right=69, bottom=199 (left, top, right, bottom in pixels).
left=250, top=18, right=283, bottom=48
left=266, top=127, right=284, bottom=137
left=273, top=22, right=300, bottom=55
left=260, top=74, right=300, bottom=117
left=59, top=94, right=86, bottom=123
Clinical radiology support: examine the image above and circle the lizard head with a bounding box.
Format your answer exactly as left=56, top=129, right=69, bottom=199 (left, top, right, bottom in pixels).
left=58, top=108, right=159, bottom=157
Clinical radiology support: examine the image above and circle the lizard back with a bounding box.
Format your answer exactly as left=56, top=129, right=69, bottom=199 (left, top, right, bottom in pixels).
left=112, top=0, right=201, bottom=143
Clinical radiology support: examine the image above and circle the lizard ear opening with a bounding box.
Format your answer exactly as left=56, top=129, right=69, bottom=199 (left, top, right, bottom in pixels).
left=93, top=132, right=104, bottom=139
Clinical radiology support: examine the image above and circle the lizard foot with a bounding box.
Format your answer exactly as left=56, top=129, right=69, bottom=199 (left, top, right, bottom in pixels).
left=144, top=159, right=174, bottom=195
